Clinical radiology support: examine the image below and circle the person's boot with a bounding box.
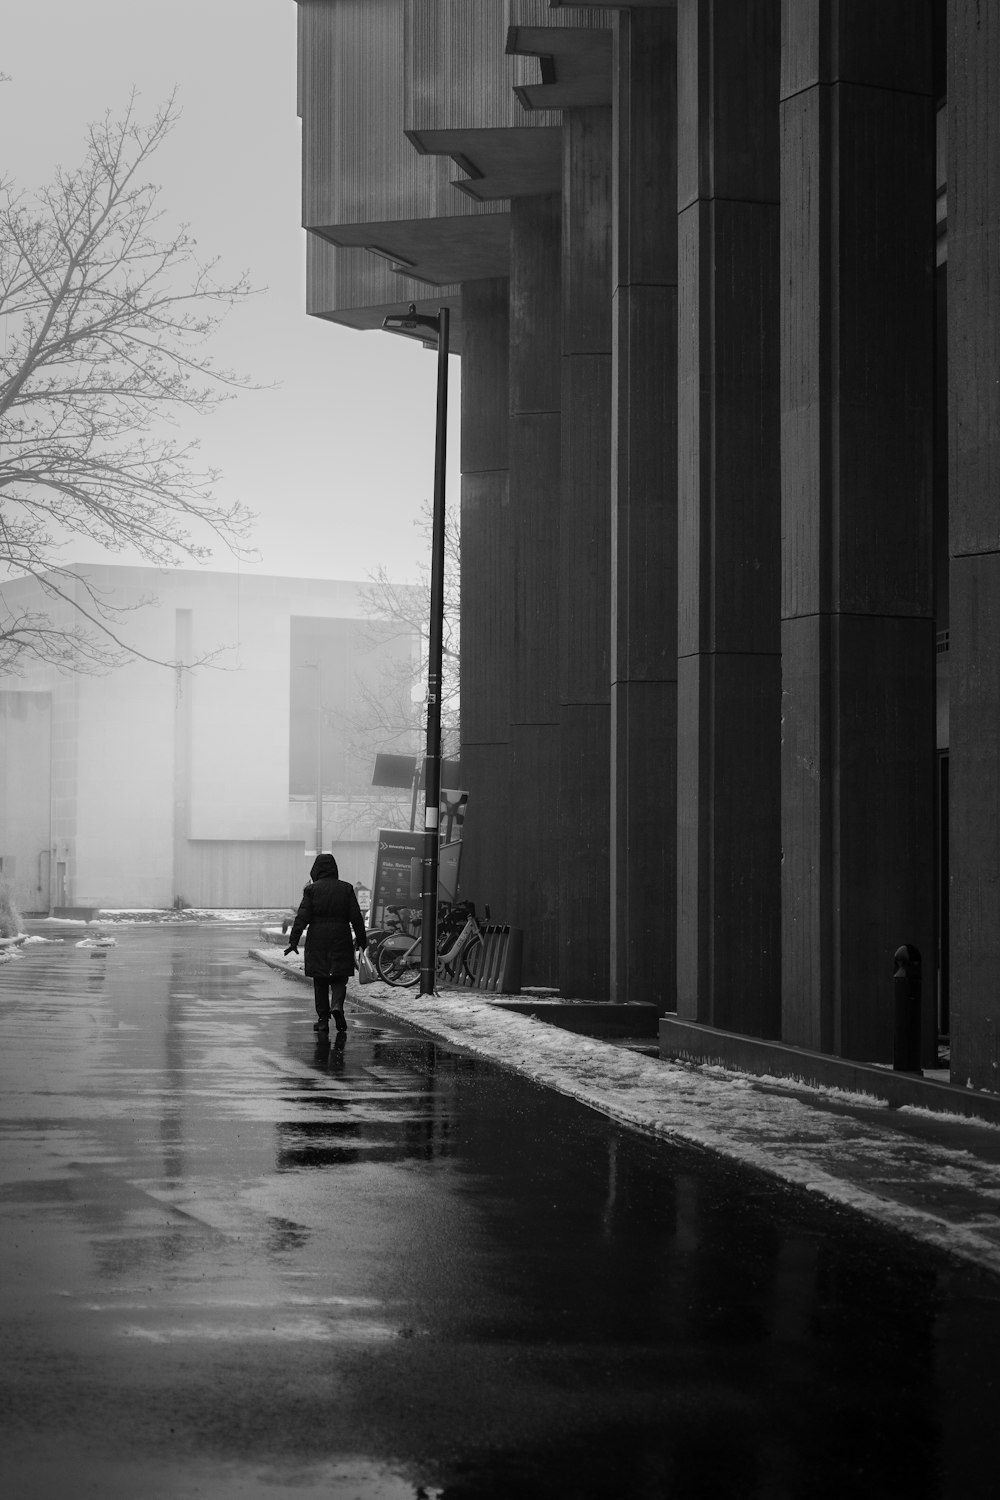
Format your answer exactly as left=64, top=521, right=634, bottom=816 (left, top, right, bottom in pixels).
left=313, top=1010, right=330, bottom=1032
left=332, top=1009, right=347, bottom=1033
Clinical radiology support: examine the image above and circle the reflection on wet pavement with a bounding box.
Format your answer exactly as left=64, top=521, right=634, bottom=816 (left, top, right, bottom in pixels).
left=2, top=925, right=1000, bottom=1498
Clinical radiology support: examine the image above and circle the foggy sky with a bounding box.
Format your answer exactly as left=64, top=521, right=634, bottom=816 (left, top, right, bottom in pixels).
left=2, top=0, right=459, bottom=585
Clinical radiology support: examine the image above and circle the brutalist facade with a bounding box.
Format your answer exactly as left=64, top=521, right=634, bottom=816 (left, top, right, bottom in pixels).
left=295, top=1, right=1000, bottom=1093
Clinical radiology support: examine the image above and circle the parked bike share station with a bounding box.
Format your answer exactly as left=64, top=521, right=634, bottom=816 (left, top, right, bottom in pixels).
left=367, top=751, right=524, bottom=995
left=363, top=832, right=517, bottom=993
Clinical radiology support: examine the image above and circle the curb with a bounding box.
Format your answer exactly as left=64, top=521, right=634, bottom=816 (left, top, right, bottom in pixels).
left=247, top=946, right=1000, bottom=1279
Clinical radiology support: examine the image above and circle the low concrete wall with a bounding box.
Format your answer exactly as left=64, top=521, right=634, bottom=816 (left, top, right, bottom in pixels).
left=496, top=1001, right=661, bottom=1039
left=659, top=1016, right=1000, bottom=1126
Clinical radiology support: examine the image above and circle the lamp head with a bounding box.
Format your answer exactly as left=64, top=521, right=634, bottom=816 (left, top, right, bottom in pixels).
left=381, top=303, right=441, bottom=346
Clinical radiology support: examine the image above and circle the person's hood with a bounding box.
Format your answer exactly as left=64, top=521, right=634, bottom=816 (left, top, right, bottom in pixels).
left=310, top=853, right=339, bottom=881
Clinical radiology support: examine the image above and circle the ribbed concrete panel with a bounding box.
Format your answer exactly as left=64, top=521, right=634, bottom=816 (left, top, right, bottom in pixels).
left=511, top=413, right=560, bottom=725
left=506, top=2, right=616, bottom=111
left=675, top=1, right=780, bottom=1039
left=306, top=236, right=462, bottom=337
left=550, top=1, right=673, bottom=9
left=408, top=0, right=560, bottom=132
left=560, top=107, right=612, bottom=1000
left=780, top=0, right=934, bottom=95
left=461, top=279, right=510, bottom=476
left=559, top=704, right=611, bottom=997
left=510, top=197, right=561, bottom=417
left=298, top=0, right=506, bottom=285
left=612, top=288, right=676, bottom=679
left=677, top=651, right=781, bottom=1033
left=781, top=88, right=936, bottom=622
left=948, top=4, right=1000, bottom=558
left=460, top=475, right=512, bottom=900
left=405, top=1, right=564, bottom=204
left=779, top=0, right=936, bottom=1063
left=677, top=205, right=780, bottom=658
left=511, top=724, right=560, bottom=985
left=677, top=0, right=778, bottom=210
left=610, top=7, right=678, bottom=1006
left=611, top=678, right=676, bottom=1006
left=560, top=357, right=611, bottom=704
left=459, top=281, right=513, bottom=922
left=781, top=613, right=937, bottom=1060
left=508, top=1, right=616, bottom=27
left=409, top=0, right=523, bottom=131
left=948, top=0, right=1000, bottom=1090
left=509, top=195, right=561, bottom=984
left=562, top=111, right=614, bottom=356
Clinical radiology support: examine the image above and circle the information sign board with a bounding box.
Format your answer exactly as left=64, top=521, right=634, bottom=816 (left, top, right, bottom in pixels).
left=371, top=830, right=464, bottom=920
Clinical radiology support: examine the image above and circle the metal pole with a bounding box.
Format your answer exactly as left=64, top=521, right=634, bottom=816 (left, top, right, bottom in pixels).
left=315, top=679, right=323, bottom=856
left=419, top=306, right=450, bottom=995
left=409, top=760, right=420, bottom=832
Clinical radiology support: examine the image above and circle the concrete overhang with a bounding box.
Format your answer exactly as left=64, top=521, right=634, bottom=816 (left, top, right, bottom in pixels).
left=311, top=215, right=512, bottom=290
left=310, top=296, right=465, bottom=347
left=305, top=237, right=464, bottom=344
left=506, top=25, right=613, bottom=109
left=406, top=126, right=562, bottom=201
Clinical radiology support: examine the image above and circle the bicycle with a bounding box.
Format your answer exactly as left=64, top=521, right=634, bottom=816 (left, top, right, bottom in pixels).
left=375, top=900, right=487, bottom=988
left=363, top=904, right=420, bottom=966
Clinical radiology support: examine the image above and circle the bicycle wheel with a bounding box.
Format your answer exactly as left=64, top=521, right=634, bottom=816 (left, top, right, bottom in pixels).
left=461, top=935, right=482, bottom=985
left=376, top=935, right=420, bottom=987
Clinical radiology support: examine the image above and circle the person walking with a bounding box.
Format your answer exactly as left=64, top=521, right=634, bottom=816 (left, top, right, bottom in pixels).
left=284, top=854, right=367, bottom=1033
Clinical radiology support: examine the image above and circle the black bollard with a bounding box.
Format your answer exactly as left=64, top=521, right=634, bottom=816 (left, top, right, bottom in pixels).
left=892, top=944, right=922, bottom=1073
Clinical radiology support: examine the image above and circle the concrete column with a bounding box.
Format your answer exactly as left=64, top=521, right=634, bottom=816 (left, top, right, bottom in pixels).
left=676, top=0, right=781, bottom=1036
left=459, top=279, right=512, bottom=921
left=610, top=7, right=679, bottom=1008
left=780, top=1, right=936, bottom=1062
left=948, top=1, right=1000, bottom=1091
left=509, top=195, right=562, bottom=986
left=560, top=107, right=613, bottom=1000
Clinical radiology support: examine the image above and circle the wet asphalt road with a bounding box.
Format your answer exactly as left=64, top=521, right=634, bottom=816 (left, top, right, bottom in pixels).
left=1, top=925, right=999, bottom=1499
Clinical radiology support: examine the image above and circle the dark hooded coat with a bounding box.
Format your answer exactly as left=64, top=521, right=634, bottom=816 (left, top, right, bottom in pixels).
left=288, top=854, right=367, bottom=979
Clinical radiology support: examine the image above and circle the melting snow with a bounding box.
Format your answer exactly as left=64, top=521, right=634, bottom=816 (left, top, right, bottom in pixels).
left=250, top=949, right=1000, bottom=1280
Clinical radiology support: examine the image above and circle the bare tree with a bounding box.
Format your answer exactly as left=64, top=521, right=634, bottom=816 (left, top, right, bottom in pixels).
left=356, top=496, right=460, bottom=756
left=0, top=93, right=257, bottom=673
left=332, top=498, right=461, bottom=836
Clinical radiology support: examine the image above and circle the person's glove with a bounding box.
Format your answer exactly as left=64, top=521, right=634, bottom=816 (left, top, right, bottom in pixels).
left=283, top=945, right=299, bottom=957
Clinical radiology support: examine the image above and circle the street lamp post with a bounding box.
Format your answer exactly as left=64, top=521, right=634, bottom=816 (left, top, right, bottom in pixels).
left=381, top=303, right=450, bottom=995
left=299, top=662, right=323, bottom=856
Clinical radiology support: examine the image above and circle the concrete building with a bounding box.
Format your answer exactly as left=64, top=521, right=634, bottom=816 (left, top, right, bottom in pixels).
left=296, top=1, right=999, bottom=1093
left=0, top=565, right=417, bottom=913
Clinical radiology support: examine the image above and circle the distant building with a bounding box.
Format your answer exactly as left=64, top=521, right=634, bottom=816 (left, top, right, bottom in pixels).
left=0, top=564, right=419, bottom=912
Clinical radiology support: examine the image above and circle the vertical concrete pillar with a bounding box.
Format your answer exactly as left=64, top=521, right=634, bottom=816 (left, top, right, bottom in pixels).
left=610, top=7, right=679, bottom=1007
left=459, top=279, right=512, bottom=920
left=948, top=1, right=1000, bottom=1090
left=560, top=107, right=612, bottom=999
left=509, top=195, right=562, bottom=986
left=676, top=0, right=781, bottom=1036
left=780, top=1, right=936, bottom=1061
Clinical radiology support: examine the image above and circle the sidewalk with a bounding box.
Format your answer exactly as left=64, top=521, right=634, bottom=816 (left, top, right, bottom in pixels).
left=251, top=947, right=1000, bottom=1281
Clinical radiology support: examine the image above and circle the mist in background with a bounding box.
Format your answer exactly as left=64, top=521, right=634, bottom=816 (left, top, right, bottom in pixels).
left=1, top=0, right=460, bottom=585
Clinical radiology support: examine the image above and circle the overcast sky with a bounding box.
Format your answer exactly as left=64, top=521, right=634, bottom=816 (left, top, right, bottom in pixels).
left=2, top=0, right=458, bottom=585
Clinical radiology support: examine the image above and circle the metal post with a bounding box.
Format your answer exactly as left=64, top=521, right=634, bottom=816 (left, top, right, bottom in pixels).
left=409, top=759, right=421, bottom=832
left=299, top=661, right=323, bottom=855
left=314, top=683, right=323, bottom=857
left=420, top=306, right=450, bottom=995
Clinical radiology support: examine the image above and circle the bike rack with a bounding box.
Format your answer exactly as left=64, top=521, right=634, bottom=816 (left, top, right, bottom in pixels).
left=468, top=925, right=523, bottom=995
